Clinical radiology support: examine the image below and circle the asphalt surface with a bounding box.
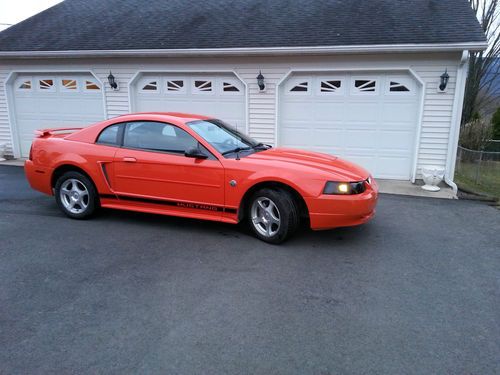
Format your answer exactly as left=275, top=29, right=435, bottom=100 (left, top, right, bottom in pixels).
left=0, top=165, right=499, bottom=375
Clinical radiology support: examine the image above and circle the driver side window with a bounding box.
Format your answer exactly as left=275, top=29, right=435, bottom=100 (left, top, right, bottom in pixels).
left=123, top=121, right=197, bottom=154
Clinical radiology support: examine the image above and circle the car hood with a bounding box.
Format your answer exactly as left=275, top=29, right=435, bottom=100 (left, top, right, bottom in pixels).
left=246, top=147, right=370, bottom=181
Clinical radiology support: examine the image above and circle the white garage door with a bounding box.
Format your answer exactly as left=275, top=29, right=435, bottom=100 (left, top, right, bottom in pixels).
left=279, top=72, right=421, bottom=179
left=12, top=74, right=105, bottom=157
left=133, top=73, right=246, bottom=132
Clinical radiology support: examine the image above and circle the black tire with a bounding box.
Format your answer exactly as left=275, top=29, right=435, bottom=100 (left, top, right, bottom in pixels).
left=247, top=188, right=300, bottom=244
left=54, top=171, right=99, bottom=219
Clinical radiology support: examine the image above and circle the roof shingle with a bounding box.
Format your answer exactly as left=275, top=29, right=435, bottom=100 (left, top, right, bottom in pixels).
left=0, top=0, right=486, bottom=52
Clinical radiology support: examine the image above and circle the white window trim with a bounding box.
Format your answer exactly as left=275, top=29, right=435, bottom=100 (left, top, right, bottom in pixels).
left=164, top=78, right=187, bottom=95
left=316, top=76, right=345, bottom=95
left=192, top=78, right=214, bottom=95
left=83, top=79, right=102, bottom=93
left=221, top=78, right=244, bottom=95
left=15, top=77, right=33, bottom=91
left=286, top=79, right=311, bottom=96
left=351, top=76, right=379, bottom=95
left=139, top=78, right=160, bottom=94
left=60, top=77, right=80, bottom=93
left=37, top=77, right=56, bottom=92
left=385, top=76, right=415, bottom=96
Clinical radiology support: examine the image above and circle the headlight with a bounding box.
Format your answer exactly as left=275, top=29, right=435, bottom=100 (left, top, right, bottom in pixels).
left=323, top=181, right=366, bottom=195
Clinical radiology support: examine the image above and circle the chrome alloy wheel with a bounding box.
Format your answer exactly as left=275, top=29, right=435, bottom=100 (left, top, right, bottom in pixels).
left=59, top=178, right=89, bottom=214
left=251, top=197, right=281, bottom=238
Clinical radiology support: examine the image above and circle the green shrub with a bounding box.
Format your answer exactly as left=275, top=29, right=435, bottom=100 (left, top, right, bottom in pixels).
left=459, top=118, right=493, bottom=150
left=492, top=107, right=500, bottom=140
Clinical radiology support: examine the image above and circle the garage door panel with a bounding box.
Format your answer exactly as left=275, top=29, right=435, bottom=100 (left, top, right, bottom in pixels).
left=378, top=130, right=415, bottom=150
left=344, top=154, right=377, bottom=172
left=134, top=74, right=246, bottom=132
left=281, top=102, right=314, bottom=121
left=376, top=157, right=412, bottom=179
left=344, top=130, right=378, bottom=150
left=12, top=74, right=105, bottom=157
left=312, top=129, right=345, bottom=147
left=345, top=102, right=381, bottom=122
left=280, top=72, right=420, bottom=179
left=314, top=102, right=345, bottom=121
left=380, top=102, right=417, bottom=123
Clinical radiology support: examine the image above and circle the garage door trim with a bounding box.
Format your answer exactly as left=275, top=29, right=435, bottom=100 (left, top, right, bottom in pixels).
left=275, top=68, right=425, bottom=182
left=5, top=70, right=107, bottom=158
left=128, top=70, right=249, bottom=134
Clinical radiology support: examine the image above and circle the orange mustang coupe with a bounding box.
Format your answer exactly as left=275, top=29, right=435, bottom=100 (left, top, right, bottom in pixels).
left=25, top=112, right=378, bottom=243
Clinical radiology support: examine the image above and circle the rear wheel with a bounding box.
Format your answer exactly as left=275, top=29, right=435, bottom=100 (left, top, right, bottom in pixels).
left=54, top=171, right=98, bottom=219
left=247, top=188, right=300, bottom=244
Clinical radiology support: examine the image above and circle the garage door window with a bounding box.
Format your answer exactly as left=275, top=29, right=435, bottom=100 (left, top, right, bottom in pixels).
left=142, top=81, right=158, bottom=91
left=18, top=80, right=31, bottom=90
left=194, top=80, right=213, bottom=94
left=388, top=80, right=411, bottom=93
left=61, top=79, right=78, bottom=91
left=85, top=80, right=101, bottom=91
left=223, top=82, right=240, bottom=93
left=39, top=79, right=54, bottom=91
left=353, top=79, right=377, bottom=93
left=289, top=81, right=309, bottom=93
left=319, top=80, right=342, bottom=93
left=166, top=80, right=185, bottom=93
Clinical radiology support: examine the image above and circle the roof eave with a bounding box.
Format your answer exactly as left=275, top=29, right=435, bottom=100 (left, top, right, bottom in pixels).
left=0, top=41, right=488, bottom=58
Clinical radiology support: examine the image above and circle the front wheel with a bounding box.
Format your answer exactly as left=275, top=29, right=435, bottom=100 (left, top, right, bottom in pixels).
left=54, top=171, right=99, bottom=219
left=247, top=188, right=300, bottom=244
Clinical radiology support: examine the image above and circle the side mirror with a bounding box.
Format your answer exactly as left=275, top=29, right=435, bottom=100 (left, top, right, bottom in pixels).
left=184, top=145, right=208, bottom=159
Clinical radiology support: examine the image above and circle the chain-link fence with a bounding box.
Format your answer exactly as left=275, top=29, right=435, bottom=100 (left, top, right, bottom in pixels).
left=485, top=140, right=500, bottom=152
left=455, top=146, right=500, bottom=198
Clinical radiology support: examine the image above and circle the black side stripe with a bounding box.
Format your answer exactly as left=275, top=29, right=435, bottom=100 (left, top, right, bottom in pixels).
left=100, top=194, right=238, bottom=214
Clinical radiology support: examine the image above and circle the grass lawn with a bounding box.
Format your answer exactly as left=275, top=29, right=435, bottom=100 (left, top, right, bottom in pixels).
left=455, top=161, right=500, bottom=200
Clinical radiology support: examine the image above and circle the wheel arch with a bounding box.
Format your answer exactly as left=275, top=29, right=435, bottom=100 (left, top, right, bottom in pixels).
left=238, top=180, right=310, bottom=223
left=51, top=163, right=96, bottom=190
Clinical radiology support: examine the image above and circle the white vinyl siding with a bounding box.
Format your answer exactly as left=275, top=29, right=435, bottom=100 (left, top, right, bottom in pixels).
left=0, top=52, right=462, bottom=179
left=0, top=69, right=12, bottom=155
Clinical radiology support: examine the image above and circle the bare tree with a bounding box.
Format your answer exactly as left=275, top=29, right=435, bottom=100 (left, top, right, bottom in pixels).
left=462, top=0, right=500, bottom=124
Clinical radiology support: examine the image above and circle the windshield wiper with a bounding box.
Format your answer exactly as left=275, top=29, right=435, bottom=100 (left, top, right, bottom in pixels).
left=221, top=146, right=252, bottom=159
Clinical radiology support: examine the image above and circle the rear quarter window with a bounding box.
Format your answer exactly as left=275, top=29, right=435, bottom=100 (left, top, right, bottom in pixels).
left=97, top=124, right=121, bottom=146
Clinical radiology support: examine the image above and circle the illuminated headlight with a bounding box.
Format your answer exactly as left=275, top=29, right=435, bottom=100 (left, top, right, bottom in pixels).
left=323, top=181, right=366, bottom=195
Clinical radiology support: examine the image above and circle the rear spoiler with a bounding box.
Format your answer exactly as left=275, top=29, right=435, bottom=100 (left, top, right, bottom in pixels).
left=34, top=127, right=84, bottom=137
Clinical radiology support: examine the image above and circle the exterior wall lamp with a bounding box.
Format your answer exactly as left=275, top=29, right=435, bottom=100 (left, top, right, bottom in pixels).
left=108, top=71, right=118, bottom=90
left=439, top=68, right=449, bottom=91
left=257, top=70, right=265, bottom=91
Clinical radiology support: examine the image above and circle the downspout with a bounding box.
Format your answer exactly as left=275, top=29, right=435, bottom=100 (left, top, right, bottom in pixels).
left=445, top=50, right=469, bottom=196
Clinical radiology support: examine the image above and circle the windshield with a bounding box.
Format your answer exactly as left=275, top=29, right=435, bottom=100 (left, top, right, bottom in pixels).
left=187, top=119, right=261, bottom=155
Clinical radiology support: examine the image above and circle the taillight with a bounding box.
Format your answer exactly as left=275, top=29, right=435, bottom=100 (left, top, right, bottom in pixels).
left=29, top=145, right=33, bottom=161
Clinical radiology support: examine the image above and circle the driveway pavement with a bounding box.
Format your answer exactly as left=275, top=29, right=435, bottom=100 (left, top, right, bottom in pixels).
left=0, top=165, right=498, bottom=374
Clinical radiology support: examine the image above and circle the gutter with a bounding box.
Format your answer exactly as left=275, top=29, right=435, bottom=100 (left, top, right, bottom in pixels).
left=445, top=50, right=469, bottom=196
left=0, top=42, right=488, bottom=59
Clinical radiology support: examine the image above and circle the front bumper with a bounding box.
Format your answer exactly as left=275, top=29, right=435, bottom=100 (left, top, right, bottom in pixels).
left=305, top=180, right=378, bottom=230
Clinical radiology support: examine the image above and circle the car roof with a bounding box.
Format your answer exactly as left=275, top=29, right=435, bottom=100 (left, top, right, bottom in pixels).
left=119, top=112, right=213, bottom=124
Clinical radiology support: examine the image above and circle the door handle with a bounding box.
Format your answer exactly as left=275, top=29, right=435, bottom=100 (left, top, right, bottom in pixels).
left=123, top=157, right=137, bottom=163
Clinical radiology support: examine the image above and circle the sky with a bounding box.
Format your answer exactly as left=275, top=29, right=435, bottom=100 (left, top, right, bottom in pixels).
left=0, top=0, right=63, bottom=31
